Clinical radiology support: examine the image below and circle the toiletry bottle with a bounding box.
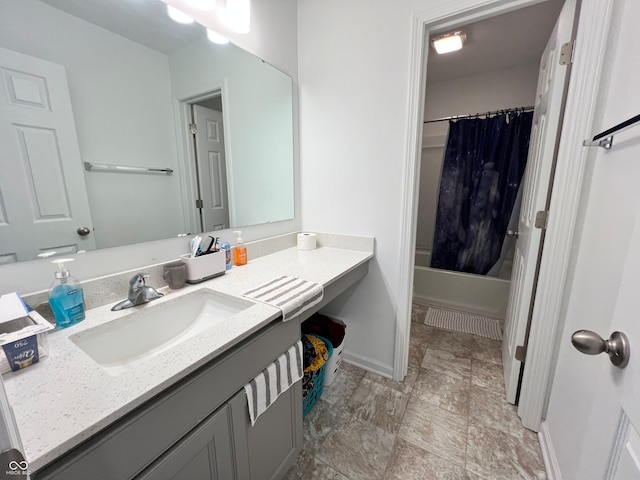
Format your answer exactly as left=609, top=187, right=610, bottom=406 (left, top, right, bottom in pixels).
left=233, top=231, right=247, bottom=266
left=49, top=258, right=85, bottom=329
left=221, top=241, right=232, bottom=270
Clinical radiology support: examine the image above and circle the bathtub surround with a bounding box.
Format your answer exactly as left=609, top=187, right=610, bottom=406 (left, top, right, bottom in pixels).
left=414, top=249, right=510, bottom=319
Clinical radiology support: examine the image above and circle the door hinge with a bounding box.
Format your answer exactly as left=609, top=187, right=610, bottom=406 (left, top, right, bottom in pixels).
left=559, top=41, right=574, bottom=65
left=195, top=199, right=203, bottom=209
left=189, top=123, right=198, bottom=135
left=534, top=210, right=549, bottom=229
left=515, top=345, right=527, bottom=363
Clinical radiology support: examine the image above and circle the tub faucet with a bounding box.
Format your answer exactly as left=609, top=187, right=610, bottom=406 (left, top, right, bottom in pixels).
left=111, top=273, right=164, bottom=311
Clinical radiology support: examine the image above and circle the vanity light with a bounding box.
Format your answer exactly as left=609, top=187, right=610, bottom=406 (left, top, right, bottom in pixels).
left=167, top=5, right=195, bottom=24
left=431, top=31, right=466, bottom=54
left=219, top=0, right=250, bottom=34
left=207, top=28, right=229, bottom=44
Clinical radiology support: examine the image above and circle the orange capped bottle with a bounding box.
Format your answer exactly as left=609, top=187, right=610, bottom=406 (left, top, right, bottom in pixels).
left=233, top=231, right=247, bottom=266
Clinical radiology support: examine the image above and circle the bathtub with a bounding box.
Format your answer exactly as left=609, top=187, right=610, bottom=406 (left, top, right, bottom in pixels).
left=413, top=249, right=510, bottom=319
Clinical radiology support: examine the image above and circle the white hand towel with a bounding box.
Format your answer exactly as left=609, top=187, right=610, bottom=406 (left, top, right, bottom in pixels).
left=244, top=340, right=303, bottom=426
left=242, top=275, right=324, bottom=321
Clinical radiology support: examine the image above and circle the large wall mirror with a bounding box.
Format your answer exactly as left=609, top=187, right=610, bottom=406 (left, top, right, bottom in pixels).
left=0, top=0, right=295, bottom=264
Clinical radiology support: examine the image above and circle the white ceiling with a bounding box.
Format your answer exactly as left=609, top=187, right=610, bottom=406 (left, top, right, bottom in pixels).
left=40, top=0, right=564, bottom=82
left=426, top=0, right=565, bottom=84
left=38, top=0, right=205, bottom=54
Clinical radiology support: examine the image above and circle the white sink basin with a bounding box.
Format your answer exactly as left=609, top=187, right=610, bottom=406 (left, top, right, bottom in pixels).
left=70, top=289, right=253, bottom=376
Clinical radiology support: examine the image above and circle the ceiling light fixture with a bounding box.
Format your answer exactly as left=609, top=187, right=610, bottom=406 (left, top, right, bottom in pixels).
left=431, top=31, right=466, bottom=54
left=207, top=28, right=229, bottom=44
left=167, top=5, right=195, bottom=24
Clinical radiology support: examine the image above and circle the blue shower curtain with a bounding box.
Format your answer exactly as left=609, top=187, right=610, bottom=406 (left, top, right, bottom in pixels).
left=430, top=111, right=533, bottom=275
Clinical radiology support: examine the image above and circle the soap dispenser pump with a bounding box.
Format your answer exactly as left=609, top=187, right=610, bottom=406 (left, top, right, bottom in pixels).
left=233, top=231, right=247, bottom=266
left=49, top=258, right=85, bottom=329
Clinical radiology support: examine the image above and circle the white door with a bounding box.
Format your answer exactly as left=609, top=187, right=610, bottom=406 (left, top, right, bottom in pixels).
left=501, top=0, right=576, bottom=403
left=545, top=0, right=640, bottom=475
left=0, top=47, right=95, bottom=263
left=560, top=204, right=640, bottom=479
left=592, top=208, right=640, bottom=478
left=193, top=104, right=230, bottom=232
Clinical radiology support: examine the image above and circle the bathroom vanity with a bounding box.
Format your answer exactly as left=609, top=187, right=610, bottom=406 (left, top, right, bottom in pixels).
left=36, top=315, right=302, bottom=480
left=3, top=234, right=373, bottom=479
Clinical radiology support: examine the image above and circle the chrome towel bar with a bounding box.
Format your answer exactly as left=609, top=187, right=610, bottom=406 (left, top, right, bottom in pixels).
left=83, top=162, right=173, bottom=175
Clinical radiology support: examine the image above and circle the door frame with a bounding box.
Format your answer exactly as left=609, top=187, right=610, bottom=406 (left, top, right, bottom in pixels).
left=395, top=0, right=616, bottom=432
left=173, top=80, right=231, bottom=235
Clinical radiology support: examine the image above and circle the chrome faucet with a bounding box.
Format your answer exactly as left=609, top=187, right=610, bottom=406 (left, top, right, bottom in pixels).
left=111, top=273, right=164, bottom=311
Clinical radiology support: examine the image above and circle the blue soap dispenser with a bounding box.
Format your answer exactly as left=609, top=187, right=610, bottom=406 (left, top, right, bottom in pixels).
left=49, top=258, right=85, bottom=329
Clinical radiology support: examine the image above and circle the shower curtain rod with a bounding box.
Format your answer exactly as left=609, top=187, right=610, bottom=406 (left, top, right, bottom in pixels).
left=423, top=105, right=535, bottom=124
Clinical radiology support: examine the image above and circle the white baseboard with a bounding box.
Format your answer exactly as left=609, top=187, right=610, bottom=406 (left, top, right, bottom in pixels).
left=342, top=351, right=393, bottom=379
left=539, top=421, right=562, bottom=480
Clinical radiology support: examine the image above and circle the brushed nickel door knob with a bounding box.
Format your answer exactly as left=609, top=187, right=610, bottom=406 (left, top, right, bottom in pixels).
left=571, top=330, right=630, bottom=368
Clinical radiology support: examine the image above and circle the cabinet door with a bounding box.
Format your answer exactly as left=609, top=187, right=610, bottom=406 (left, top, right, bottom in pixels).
left=230, top=382, right=303, bottom=480
left=136, top=405, right=234, bottom=480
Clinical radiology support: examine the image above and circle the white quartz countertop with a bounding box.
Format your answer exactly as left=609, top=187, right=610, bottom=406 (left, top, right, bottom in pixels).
left=3, top=241, right=373, bottom=472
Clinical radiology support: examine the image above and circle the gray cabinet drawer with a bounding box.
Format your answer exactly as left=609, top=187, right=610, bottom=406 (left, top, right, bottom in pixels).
left=34, top=317, right=300, bottom=480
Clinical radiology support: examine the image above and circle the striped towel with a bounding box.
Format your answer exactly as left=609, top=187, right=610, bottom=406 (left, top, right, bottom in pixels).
left=244, top=340, right=303, bottom=426
left=242, top=275, right=324, bottom=321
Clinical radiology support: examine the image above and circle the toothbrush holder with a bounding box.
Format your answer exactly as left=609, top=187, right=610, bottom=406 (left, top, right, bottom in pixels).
left=179, top=251, right=226, bottom=284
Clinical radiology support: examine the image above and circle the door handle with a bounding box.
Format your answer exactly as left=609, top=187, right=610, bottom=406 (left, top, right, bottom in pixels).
left=571, top=330, right=630, bottom=368
left=507, top=229, right=519, bottom=239
left=77, top=226, right=91, bottom=236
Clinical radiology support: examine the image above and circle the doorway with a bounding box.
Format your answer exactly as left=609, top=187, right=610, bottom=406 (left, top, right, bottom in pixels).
left=396, top=0, right=605, bottom=434
left=178, top=90, right=231, bottom=235
left=418, top=1, right=564, bottom=280
left=413, top=0, right=566, bottom=399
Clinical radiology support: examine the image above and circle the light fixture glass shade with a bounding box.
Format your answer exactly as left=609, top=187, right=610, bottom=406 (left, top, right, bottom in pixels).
left=432, top=32, right=466, bottom=54
left=207, top=29, right=229, bottom=44
left=220, top=0, right=250, bottom=34
left=185, top=0, right=216, bottom=11
left=167, top=5, right=195, bottom=24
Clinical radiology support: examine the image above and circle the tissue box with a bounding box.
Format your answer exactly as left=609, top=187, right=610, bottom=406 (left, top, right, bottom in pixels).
left=180, top=251, right=226, bottom=284
left=0, top=293, right=53, bottom=373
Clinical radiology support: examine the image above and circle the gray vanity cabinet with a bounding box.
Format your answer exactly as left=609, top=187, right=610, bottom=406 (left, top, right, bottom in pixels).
left=135, top=404, right=234, bottom=480
left=33, top=317, right=302, bottom=480
left=136, top=383, right=303, bottom=480
left=230, top=383, right=303, bottom=480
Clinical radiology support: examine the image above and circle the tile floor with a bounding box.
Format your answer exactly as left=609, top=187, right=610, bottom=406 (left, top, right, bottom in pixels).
left=284, top=303, right=547, bottom=480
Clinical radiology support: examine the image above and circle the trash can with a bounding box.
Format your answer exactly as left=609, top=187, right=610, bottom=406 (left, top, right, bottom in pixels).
left=302, top=314, right=346, bottom=386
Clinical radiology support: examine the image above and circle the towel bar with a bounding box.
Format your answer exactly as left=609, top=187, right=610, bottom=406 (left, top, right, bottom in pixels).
left=83, top=162, right=173, bottom=175
left=583, top=113, right=640, bottom=149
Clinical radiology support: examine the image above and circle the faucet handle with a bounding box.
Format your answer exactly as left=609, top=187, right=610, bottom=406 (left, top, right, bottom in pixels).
left=130, top=272, right=150, bottom=288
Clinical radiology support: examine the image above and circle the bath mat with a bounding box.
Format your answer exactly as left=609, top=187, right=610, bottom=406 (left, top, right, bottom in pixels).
left=424, top=307, right=502, bottom=340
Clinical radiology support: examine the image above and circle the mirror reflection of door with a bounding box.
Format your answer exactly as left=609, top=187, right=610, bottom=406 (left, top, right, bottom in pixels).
left=191, top=100, right=230, bottom=232
left=0, top=47, right=96, bottom=263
